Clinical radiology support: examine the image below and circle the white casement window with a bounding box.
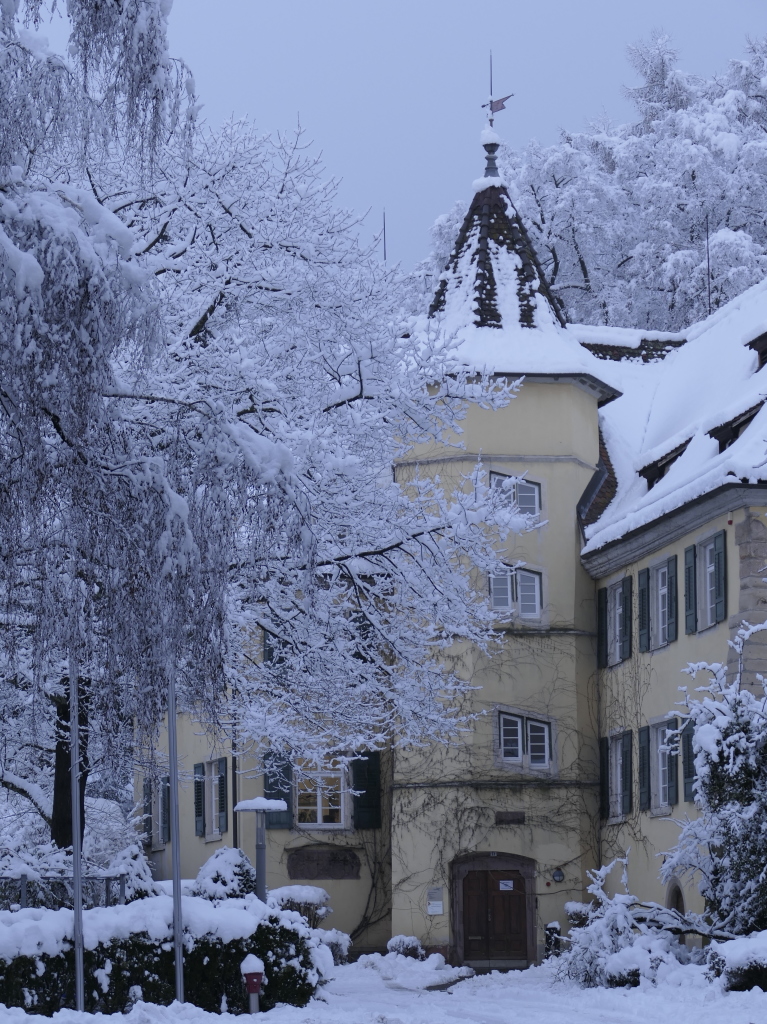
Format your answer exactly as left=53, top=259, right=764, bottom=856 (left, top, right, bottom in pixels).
left=491, top=570, right=514, bottom=610
left=609, top=734, right=630, bottom=818
left=499, top=713, right=522, bottom=760
left=490, top=568, right=542, bottom=618
left=701, top=540, right=717, bottom=629
left=652, top=722, right=674, bottom=810
left=499, top=712, right=552, bottom=769
left=489, top=472, right=541, bottom=517
left=194, top=758, right=228, bottom=840
left=651, top=563, right=669, bottom=649
left=296, top=770, right=345, bottom=828
left=527, top=719, right=550, bottom=765
left=607, top=582, right=624, bottom=666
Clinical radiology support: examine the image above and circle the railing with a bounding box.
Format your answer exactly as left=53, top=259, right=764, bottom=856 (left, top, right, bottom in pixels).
left=0, top=873, right=127, bottom=911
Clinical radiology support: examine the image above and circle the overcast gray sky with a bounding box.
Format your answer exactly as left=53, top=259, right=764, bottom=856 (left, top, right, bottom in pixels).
left=165, top=2, right=766, bottom=268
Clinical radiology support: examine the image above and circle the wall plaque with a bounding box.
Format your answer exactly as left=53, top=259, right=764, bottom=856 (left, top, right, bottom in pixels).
left=287, top=845, right=361, bottom=880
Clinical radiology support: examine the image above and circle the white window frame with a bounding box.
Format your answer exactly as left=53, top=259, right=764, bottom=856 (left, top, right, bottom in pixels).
left=650, top=562, right=669, bottom=650
left=699, top=539, right=717, bottom=630
left=651, top=721, right=674, bottom=813
left=204, top=760, right=222, bottom=842
left=499, top=712, right=522, bottom=761
left=489, top=568, right=542, bottom=619
left=296, top=770, right=346, bottom=829
left=609, top=735, right=627, bottom=819
left=490, top=568, right=514, bottom=611
left=527, top=719, right=551, bottom=766
left=498, top=711, right=553, bottom=771
left=489, top=471, right=542, bottom=518
left=607, top=582, right=624, bottom=667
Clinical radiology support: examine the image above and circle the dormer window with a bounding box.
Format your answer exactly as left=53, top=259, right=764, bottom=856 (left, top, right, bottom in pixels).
left=638, top=442, right=689, bottom=490
left=490, top=471, right=541, bottom=517
left=707, top=401, right=764, bottom=453
left=747, top=331, right=767, bottom=370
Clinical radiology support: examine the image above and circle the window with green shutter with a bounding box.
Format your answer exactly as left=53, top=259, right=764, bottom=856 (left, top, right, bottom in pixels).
left=599, top=737, right=610, bottom=819
left=619, top=577, right=632, bottom=661
left=667, top=718, right=679, bottom=806
left=666, top=555, right=678, bottom=641
left=682, top=721, right=696, bottom=801
left=620, top=730, right=633, bottom=816
left=638, top=569, right=650, bottom=652
left=217, top=757, right=228, bottom=834
left=264, top=754, right=293, bottom=829
left=351, top=752, right=382, bottom=830
left=143, top=778, right=152, bottom=845
left=713, top=530, right=727, bottom=623
left=684, top=545, right=697, bottom=633
left=160, top=775, right=170, bottom=845
left=638, top=726, right=650, bottom=811
left=194, top=763, right=205, bottom=837
left=597, top=588, right=608, bottom=668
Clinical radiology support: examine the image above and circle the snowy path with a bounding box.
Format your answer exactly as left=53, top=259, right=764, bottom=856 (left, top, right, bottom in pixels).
left=1, top=961, right=765, bottom=1024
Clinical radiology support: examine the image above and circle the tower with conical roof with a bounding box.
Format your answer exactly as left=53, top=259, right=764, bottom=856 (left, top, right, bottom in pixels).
left=389, top=129, right=621, bottom=968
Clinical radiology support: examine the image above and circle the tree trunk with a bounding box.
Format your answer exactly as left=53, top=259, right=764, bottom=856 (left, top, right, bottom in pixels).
left=50, top=676, right=90, bottom=850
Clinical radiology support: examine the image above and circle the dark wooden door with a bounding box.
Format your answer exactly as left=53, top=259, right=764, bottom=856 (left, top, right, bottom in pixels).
left=463, top=869, right=527, bottom=960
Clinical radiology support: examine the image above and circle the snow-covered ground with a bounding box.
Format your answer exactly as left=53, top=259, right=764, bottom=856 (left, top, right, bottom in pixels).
left=2, top=958, right=765, bottom=1024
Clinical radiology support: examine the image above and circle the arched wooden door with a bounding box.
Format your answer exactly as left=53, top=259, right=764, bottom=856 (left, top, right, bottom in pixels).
left=452, top=853, right=535, bottom=967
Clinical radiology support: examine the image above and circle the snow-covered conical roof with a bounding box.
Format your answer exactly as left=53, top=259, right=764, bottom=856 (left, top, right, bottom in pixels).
left=421, top=130, right=620, bottom=401
left=430, top=131, right=565, bottom=332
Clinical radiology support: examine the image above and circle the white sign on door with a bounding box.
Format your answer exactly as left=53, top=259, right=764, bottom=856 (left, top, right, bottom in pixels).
left=499, top=880, right=515, bottom=891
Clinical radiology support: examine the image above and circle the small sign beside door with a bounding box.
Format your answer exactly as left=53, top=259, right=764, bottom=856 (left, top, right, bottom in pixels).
left=427, top=885, right=444, bottom=915
left=499, top=880, right=515, bottom=890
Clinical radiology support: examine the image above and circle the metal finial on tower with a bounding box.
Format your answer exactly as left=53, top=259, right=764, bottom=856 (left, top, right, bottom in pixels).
left=481, top=51, right=513, bottom=129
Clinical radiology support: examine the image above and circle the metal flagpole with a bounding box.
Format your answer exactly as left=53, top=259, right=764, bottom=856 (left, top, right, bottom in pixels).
left=167, top=672, right=185, bottom=1002
left=69, top=653, right=85, bottom=1012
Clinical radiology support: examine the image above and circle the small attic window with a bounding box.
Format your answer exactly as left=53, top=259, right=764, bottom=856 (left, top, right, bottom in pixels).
left=638, top=442, right=689, bottom=491
left=707, top=401, right=764, bottom=453
left=747, top=332, right=767, bottom=370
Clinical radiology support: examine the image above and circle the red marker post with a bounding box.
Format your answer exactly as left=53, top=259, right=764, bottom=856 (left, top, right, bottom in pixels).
left=240, top=953, right=265, bottom=1014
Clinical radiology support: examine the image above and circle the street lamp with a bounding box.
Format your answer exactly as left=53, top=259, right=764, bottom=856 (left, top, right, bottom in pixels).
left=233, top=797, right=287, bottom=901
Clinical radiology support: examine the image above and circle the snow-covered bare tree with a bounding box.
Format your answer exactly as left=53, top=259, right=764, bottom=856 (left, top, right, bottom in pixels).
left=1, top=4, right=526, bottom=850
left=662, top=622, right=767, bottom=935
left=415, top=34, right=767, bottom=331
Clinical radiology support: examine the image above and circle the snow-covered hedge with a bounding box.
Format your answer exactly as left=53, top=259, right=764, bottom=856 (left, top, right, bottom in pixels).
left=268, top=885, right=331, bottom=929
left=0, top=894, right=323, bottom=1014
left=708, top=931, right=767, bottom=992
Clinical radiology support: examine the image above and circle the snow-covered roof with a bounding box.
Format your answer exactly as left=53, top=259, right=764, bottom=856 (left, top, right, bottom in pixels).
left=419, top=136, right=621, bottom=398
left=583, top=277, right=767, bottom=553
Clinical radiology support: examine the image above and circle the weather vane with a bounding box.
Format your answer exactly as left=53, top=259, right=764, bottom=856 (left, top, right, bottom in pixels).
left=482, top=51, right=513, bottom=127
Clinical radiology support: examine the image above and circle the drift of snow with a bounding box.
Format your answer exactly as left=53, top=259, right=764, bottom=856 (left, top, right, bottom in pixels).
left=233, top=798, right=288, bottom=812
left=1, top=957, right=766, bottom=1024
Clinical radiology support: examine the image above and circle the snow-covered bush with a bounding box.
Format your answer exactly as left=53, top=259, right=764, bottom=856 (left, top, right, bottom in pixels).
left=707, top=930, right=767, bottom=991
left=193, top=847, right=258, bottom=902
left=663, top=623, right=767, bottom=935
left=0, top=895, right=319, bottom=1013
left=387, top=934, right=425, bottom=959
left=558, top=860, right=691, bottom=988
left=314, top=927, right=352, bottom=966
left=359, top=949, right=473, bottom=990
left=269, top=885, right=331, bottom=929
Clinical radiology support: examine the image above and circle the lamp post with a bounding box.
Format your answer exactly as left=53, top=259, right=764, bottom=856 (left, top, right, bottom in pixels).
left=167, top=672, right=184, bottom=1003
left=233, top=798, right=287, bottom=901
left=69, top=652, right=85, bottom=1013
